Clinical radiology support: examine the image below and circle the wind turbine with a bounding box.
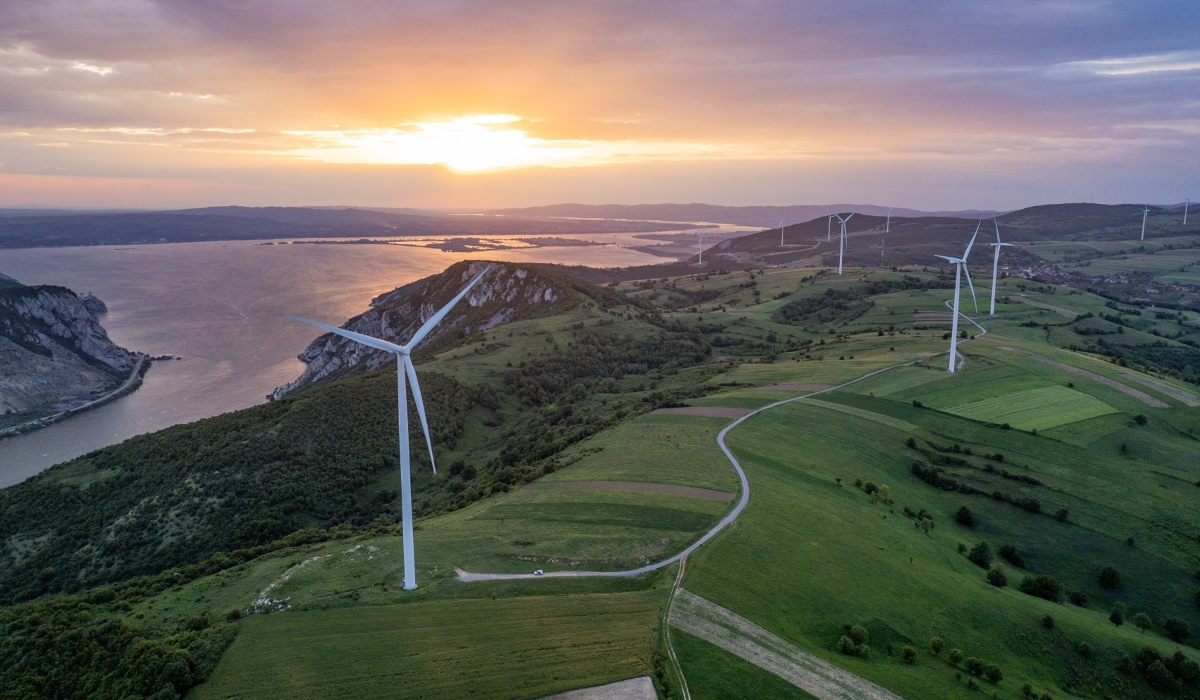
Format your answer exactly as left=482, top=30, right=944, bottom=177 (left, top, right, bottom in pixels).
left=697, top=230, right=706, bottom=264
left=779, top=213, right=786, bottom=247
left=988, top=218, right=1013, bottom=315
left=286, top=266, right=493, bottom=590
left=935, top=222, right=980, bottom=373
left=1185, top=198, right=1190, bottom=225
left=1141, top=206, right=1150, bottom=240
left=827, top=215, right=834, bottom=242
left=882, top=206, right=892, bottom=267
left=834, top=213, right=855, bottom=274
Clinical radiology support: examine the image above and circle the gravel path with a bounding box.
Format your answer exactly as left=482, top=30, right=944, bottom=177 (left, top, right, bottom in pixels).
left=670, top=590, right=905, bottom=700
left=1116, top=370, right=1200, bottom=407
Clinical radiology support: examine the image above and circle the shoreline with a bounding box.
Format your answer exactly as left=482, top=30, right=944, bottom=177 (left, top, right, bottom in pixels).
left=0, top=354, right=151, bottom=441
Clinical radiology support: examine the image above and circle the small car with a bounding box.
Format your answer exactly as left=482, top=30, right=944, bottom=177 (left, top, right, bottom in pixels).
left=533, top=569, right=544, bottom=576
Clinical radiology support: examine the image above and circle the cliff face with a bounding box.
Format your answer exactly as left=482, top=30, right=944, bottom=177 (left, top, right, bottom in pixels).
left=0, top=275, right=140, bottom=417
left=272, top=260, right=626, bottom=399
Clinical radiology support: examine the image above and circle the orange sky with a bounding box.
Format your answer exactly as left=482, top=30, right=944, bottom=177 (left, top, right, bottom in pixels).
left=1, top=1, right=1197, bottom=209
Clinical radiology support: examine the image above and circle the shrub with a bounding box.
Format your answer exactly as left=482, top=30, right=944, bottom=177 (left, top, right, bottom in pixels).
left=1055, top=508, right=1069, bottom=522
left=999, top=544, right=1025, bottom=568
left=949, top=648, right=964, bottom=665
left=858, top=644, right=870, bottom=659
left=987, top=564, right=1008, bottom=588
left=1164, top=616, right=1191, bottom=642
left=906, top=437, right=916, bottom=448
left=955, top=506, right=975, bottom=527
left=1134, top=414, right=1148, bottom=425
left=224, top=608, right=241, bottom=622
left=930, top=636, right=944, bottom=655
left=1135, top=644, right=1162, bottom=670
left=968, top=541, right=993, bottom=569
left=1133, top=612, right=1151, bottom=632
left=1169, top=651, right=1200, bottom=684
left=1019, top=575, right=1065, bottom=603
left=1020, top=497, right=1041, bottom=514
left=847, top=624, right=869, bottom=645
left=1041, top=614, right=1055, bottom=629
left=1021, top=684, right=1034, bottom=698
left=957, top=543, right=968, bottom=554
left=965, top=657, right=986, bottom=676
left=838, top=636, right=857, bottom=656
left=912, top=400, right=923, bottom=408
left=1145, top=660, right=1183, bottom=692
left=1098, top=565, right=1121, bottom=589
left=1069, top=591, right=1088, bottom=607
left=1077, top=641, right=1093, bottom=658
left=967, top=678, right=980, bottom=691
left=983, top=663, right=1003, bottom=683
left=902, top=646, right=917, bottom=664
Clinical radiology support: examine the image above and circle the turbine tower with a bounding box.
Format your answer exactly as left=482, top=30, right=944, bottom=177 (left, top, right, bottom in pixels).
left=827, top=215, right=834, bottom=242
left=287, top=266, right=493, bottom=590
left=779, top=214, right=786, bottom=247
left=988, top=218, right=1013, bottom=315
left=1141, top=206, right=1150, bottom=241
left=935, top=222, right=980, bottom=373
left=1185, top=198, right=1190, bottom=225
left=834, top=212, right=855, bottom=275
left=697, top=230, right=706, bottom=264
left=882, top=206, right=892, bottom=268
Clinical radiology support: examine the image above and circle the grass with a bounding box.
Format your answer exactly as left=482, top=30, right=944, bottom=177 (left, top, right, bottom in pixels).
left=191, top=591, right=661, bottom=700
left=672, top=629, right=819, bottom=700
left=944, top=385, right=1119, bottom=431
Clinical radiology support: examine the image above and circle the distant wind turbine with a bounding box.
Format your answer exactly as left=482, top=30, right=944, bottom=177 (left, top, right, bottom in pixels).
left=1141, top=206, right=1150, bottom=241
left=988, top=218, right=1013, bottom=315
left=697, top=230, right=706, bottom=264
left=882, top=207, right=892, bottom=267
left=935, top=222, right=980, bottom=373
left=779, top=214, right=786, bottom=247
left=1185, top=198, right=1190, bottom=225
left=287, top=266, right=493, bottom=590
left=827, top=215, right=834, bottom=242
left=834, top=212, right=855, bottom=275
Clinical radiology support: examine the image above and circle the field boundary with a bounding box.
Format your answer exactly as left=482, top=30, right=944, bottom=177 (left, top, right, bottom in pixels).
left=525, top=480, right=736, bottom=502
left=999, top=346, right=1168, bottom=407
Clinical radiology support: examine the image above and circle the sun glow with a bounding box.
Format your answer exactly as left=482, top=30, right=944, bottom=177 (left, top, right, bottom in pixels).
left=287, top=115, right=596, bottom=172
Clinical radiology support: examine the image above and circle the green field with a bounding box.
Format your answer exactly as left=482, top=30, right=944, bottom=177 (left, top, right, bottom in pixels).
left=193, top=592, right=661, bottom=700
left=945, top=384, right=1119, bottom=430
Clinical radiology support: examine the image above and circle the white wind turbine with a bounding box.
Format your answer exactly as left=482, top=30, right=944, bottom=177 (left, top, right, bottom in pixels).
left=827, top=215, right=834, bottom=242
left=1184, top=198, right=1190, bottom=225
left=988, top=218, right=1013, bottom=315
left=834, top=212, right=855, bottom=274
left=935, top=222, right=980, bottom=373
left=882, top=206, right=892, bottom=267
left=696, top=230, right=706, bottom=264
left=779, top=214, right=787, bottom=247
left=1141, top=206, right=1150, bottom=240
left=286, top=266, right=492, bottom=590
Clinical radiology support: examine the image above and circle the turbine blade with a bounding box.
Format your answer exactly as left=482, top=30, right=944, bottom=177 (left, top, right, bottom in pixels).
left=993, top=218, right=1001, bottom=244
left=963, top=220, right=980, bottom=261
left=404, top=355, right=438, bottom=474
left=934, top=255, right=961, bottom=263
left=405, top=265, right=493, bottom=350
left=285, top=314, right=405, bottom=354
left=964, top=265, right=979, bottom=312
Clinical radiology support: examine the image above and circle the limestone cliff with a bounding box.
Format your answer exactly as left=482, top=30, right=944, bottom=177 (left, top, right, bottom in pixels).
left=0, top=274, right=141, bottom=419
left=272, top=260, right=625, bottom=399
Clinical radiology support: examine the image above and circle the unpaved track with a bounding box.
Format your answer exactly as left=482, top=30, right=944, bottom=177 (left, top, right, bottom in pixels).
left=540, top=676, right=656, bottom=700
left=1000, top=347, right=1168, bottom=407
left=1116, top=370, right=1200, bottom=407
left=670, top=590, right=905, bottom=700
left=527, top=480, right=735, bottom=501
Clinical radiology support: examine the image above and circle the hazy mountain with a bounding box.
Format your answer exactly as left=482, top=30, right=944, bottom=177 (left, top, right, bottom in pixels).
left=486, top=203, right=1003, bottom=226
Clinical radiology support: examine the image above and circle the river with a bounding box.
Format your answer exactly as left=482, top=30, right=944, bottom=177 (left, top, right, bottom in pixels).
left=0, top=235, right=685, bottom=487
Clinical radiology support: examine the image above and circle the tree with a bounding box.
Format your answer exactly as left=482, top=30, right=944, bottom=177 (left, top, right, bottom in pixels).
left=1163, top=617, right=1191, bottom=642
left=1134, top=414, right=1148, bottom=425
left=1069, top=591, right=1088, bottom=607
left=1019, top=575, right=1065, bottom=603
left=1055, top=508, right=1069, bottom=522
left=1133, top=612, right=1151, bottom=632
left=1041, top=614, right=1055, bottom=629
left=902, top=646, right=917, bottom=664
left=1110, top=603, right=1125, bottom=626
left=983, top=663, right=1003, bottom=683
left=1098, top=565, right=1121, bottom=589
left=847, top=624, right=869, bottom=645
left=968, top=541, right=992, bottom=569
left=955, top=506, right=975, bottom=527
left=949, top=648, right=964, bottom=666
left=930, top=636, right=944, bottom=655
left=987, top=564, right=1008, bottom=587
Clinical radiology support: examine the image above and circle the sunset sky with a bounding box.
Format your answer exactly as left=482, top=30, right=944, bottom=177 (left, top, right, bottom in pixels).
left=1, top=1, right=1197, bottom=210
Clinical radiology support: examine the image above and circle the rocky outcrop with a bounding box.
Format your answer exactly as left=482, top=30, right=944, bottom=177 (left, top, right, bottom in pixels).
left=0, top=276, right=140, bottom=417
left=272, top=260, right=625, bottom=399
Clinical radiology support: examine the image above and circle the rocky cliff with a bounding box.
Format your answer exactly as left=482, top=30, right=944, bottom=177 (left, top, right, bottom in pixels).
left=0, top=274, right=141, bottom=419
left=272, top=260, right=626, bottom=399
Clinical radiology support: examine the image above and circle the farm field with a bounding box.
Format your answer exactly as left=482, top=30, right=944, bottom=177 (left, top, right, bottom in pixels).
left=944, top=384, right=1119, bottom=431
left=192, top=592, right=661, bottom=700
